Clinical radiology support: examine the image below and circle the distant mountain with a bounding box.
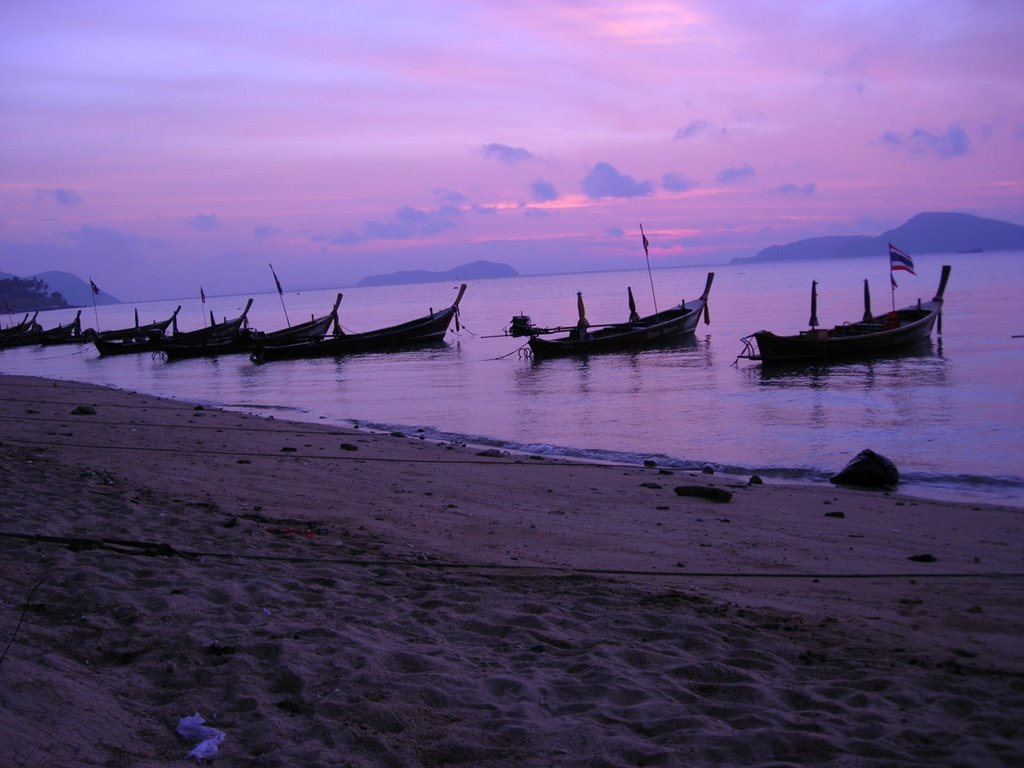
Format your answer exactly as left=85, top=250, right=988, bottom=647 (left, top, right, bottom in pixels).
left=357, top=260, right=518, bottom=287
left=0, top=270, right=120, bottom=307
left=733, top=212, right=1024, bottom=264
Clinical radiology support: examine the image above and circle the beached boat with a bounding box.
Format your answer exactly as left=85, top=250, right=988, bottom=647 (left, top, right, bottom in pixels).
left=512, top=273, right=714, bottom=359
left=92, top=306, right=182, bottom=356
left=252, top=285, right=466, bottom=362
left=0, top=312, right=43, bottom=349
left=737, top=265, right=951, bottom=364
left=160, top=299, right=255, bottom=361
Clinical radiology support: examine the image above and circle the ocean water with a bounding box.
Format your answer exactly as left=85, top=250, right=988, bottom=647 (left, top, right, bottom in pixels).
left=4, top=250, right=1023, bottom=507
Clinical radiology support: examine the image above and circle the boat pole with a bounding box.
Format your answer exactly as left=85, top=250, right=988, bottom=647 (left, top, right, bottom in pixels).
left=640, top=223, right=658, bottom=314
left=270, top=263, right=291, bottom=327
left=89, top=277, right=100, bottom=332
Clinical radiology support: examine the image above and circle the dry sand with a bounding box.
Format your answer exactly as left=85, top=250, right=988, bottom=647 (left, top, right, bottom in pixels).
left=0, top=373, right=1021, bottom=767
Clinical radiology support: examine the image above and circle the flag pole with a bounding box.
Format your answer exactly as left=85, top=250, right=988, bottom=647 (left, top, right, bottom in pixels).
left=200, top=287, right=208, bottom=327
left=639, top=223, right=658, bottom=314
left=270, top=263, right=291, bottom=327
left=89, top=277, right=100, bottom=331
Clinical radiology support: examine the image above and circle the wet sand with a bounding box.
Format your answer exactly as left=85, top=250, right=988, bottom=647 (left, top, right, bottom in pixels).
left=1, top=373, right=1021, bottom=766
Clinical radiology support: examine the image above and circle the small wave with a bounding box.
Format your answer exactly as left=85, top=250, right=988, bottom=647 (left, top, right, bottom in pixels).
left=351, top=419, right=1024, bottom=509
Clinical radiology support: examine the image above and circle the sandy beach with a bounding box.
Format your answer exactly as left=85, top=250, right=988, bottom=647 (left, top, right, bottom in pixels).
left=1, top=373, right=1021, bottom=767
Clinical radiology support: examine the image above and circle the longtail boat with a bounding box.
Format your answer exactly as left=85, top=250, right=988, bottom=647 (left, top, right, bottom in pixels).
left=92, top=306, right=182, bottom=357
left=513, top=273, right=714, bottom=359
left=737, top=265, right=951, bottom=364
left=38, top=310, right=92, bottom=346
left=251, top=293, right=343, bottom=346
left=0, top=312, right=42, bottom=349
left=252, top=285, right=466, bottom=363
left=160, top=298, right=254, bottom=361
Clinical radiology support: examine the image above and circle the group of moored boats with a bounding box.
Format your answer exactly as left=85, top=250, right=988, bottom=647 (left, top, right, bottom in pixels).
left=2, top=286, right=468, bottom=363
left=1, top=265, right=951, bottom=366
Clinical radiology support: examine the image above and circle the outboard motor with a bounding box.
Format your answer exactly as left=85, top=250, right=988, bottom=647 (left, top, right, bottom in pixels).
left=509, top=314, right=537, bottom=337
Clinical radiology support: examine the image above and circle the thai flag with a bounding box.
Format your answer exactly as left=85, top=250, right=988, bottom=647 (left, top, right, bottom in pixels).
left=889, top=243, right=915, bottom=288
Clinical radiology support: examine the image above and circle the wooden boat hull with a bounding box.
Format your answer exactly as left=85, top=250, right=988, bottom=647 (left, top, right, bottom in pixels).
left=93, top=332, right=166, bottom=357
left=92, top=306, right=182, bottom=356
left=527, top=273, right=714, bottom=359
left=750, top=309, right=938, bottom=362
left=160, top=298, right=255, bottom=361
left=38, top=311, right=91, bottom=345
left=253, top=286, right=465, bottom=363
left=0, top=313, right=42, bottom=349
left=741, top=265, right=950, bottom=364
left=161, top=295, right=343, bottom=360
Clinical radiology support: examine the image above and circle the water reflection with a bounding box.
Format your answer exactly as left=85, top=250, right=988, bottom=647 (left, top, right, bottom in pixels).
left=745, top=341, right=948, bottom=391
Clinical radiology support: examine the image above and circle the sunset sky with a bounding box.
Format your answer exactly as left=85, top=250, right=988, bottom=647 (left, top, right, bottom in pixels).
left=2, top=1, right=1022, bottom=301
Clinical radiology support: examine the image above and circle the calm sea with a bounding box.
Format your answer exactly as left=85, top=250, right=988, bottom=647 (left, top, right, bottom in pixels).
left=4, top=250, right=1023, bottom=508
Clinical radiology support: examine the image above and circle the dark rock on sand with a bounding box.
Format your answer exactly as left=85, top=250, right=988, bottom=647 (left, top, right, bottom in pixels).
left=71, top=405, right=96, bottom=415
left=674, top=486, right=733, bottom=503
left=830, top=449, right=899, bottom=488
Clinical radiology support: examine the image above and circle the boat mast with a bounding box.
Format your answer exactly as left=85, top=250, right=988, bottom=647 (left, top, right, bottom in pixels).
left=270, top=263, right=291, bottom=327
left=639, top=223, right=658, bottom=314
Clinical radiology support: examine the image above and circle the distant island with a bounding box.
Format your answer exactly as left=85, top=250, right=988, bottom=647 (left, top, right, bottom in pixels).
left=357, top=260, right=518, bottom=287
left=733, top=212, right=1024, bottom=264
left=0, top=270, right=120, bottom=310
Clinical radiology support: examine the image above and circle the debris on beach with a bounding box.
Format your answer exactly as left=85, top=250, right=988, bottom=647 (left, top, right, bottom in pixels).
left=674, top=485, right=733, bottom=503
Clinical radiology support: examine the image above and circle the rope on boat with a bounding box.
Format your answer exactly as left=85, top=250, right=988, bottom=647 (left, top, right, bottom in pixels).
left=490, top=340, right=531, bottom=361
left=2, top=530, right=1022, bottom=581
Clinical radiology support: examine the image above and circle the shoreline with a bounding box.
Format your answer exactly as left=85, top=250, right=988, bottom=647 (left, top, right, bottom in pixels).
left=2, top=373, right=1022, bottom=766
left=190, top=396, right=1024, bottom=512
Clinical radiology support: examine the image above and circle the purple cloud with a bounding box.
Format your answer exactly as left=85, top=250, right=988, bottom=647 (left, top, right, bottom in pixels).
left=716, top=164, right=755, bottom=184
left=673, top=121, right=725, bottom=140
left=581, top=162, right=654, bottom=199
left=482, top=143, right=534, bottom=164
left=35, top=188, right=82, bottom=206
left=254, top=225, right=280, bottom=238
left=530, top=179, right=559, bottom=202
left=190, top=214, right=221, bottom=232
left=327, top=204, right=462, bottom=245
left=662, top=173, right=696, bottom=192
left=776, top=182, right=816, bottom=196
left=879, top=125, right=970, bottom=159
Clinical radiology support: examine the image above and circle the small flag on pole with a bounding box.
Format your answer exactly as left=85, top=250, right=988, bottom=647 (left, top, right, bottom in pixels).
left=200, top=287, right=206, bottom=304
left=889, top=242, right=915, bottom=288
left=642, top=231, right=650, bottom=257
left=270, top=263, right=284, bottom=296
left=89, top=279, right=100, bottom=295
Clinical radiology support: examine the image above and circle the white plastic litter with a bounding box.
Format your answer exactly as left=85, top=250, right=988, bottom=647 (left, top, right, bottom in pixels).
left=176, top=712, right=226, bottom=761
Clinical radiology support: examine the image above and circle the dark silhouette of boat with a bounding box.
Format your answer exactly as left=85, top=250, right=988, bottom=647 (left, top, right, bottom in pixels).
left=511, top=273, right=714, bottom=359
left=92, top=306, right=182, bottom=356
left=738, top=265, right=950, bottom=363
left=252, top=285, right=466, bottom=362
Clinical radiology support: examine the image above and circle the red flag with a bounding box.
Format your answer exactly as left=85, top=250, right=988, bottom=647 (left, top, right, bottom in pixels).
left=889, top=242, right=916, bottom=275
left=89, top=279, right=100, bottom=295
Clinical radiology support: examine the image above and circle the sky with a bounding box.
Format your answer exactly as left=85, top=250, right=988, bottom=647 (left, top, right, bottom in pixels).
left=1, top=0, right=1022, bottom=302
